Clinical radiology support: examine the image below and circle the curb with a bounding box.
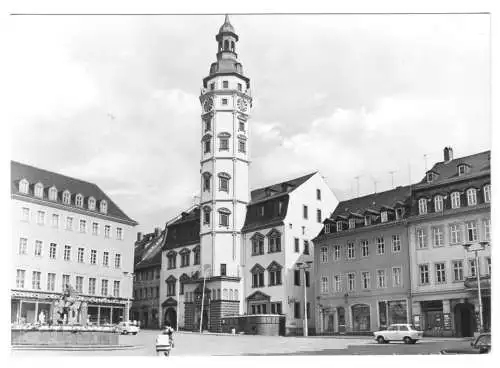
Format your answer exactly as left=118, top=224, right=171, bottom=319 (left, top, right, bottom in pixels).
left=11, top=344, right=141, bottom=351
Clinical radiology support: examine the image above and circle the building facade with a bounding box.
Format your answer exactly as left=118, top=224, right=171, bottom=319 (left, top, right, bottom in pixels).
left=408, top=148, right=491, bottom=337
left=131, top=228, right=164, bottom=328
left=11, top=161, right=137, bottom=325
left=313, top=186, right=412, bottom=335
left=241, top=172, right=338, bottom=335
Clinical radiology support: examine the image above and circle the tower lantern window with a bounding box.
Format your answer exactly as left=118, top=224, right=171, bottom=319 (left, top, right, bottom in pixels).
left=224, top=40, right=229, bottom=50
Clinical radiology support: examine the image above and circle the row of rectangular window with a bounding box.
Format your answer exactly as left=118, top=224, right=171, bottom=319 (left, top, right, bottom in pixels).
left=166, top=251, right=201, bottom=269
left=202, top=207, right=230, bottom=227
left=133, top=286, right=160, bottom=300
left=417, top=185, right=491, bottom=215
left=251, top=268, right=283, bottom=288
left=415, top=219, right=490, bottom=249
left=418, top=258, right=491, bottom=285
left=17, top=238, right=121, bottom=268
left=250, top=302, right=283, bottom=315
left=209, top=80, right=243, bottom=92
left=183, top=288, right=239, bottom=301
left=320, top=267, right=403, bottom=294
left=135, top=269, right=160, bottom=281
left=294, top=238, right=310, bottom=254
left=251, top=235, right=282, bottom=255
left=21, top=207, right=123, bottom=240
left=203, top=138, right=247, bottom=154
left=18, top=180, right=108, bottom=214
left=302, top=205, right=323, bottom=223
left=319, top=235, right=401, bottom=263
left=15, top=270, right=120, bottom=297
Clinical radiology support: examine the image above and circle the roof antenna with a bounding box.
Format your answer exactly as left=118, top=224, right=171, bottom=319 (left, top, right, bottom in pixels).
left=423, top=154, right=428, bottom=171
left=388, top=170, right=396, bottom=188
left=408, top=163, right=412, bottom=185
left=371, top=176, right=379, bottom=194
left=354, top=176, right=360, bottom=197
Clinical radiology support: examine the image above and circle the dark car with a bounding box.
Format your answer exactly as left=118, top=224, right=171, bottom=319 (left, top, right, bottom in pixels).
left=440, top=333, right=491, bottom=354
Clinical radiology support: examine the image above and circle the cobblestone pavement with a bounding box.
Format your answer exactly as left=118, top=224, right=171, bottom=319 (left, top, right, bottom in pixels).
left=11, top=329, right=474, bottom=356
left=11, top=329, right=370, bottom=356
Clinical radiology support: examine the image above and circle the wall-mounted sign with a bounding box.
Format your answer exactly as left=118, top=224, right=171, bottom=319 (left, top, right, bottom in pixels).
left=443, top=313, right=452, bottom=330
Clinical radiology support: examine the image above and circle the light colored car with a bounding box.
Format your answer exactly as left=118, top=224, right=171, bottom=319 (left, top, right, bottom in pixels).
left=116, top=321, right=140, bottom=335
left=373, top=324, right=423, bottom=344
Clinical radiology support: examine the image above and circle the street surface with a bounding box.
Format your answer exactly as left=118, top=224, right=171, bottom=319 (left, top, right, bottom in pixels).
left=11, top=329, right=473, bottom=356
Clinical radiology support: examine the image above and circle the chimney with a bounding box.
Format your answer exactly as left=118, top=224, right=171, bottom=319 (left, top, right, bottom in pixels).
left=154, top=227, right=161, bottom=237
left=136, top=232, right=143, bottom=242
left=444, top=147, right=454, bottom=163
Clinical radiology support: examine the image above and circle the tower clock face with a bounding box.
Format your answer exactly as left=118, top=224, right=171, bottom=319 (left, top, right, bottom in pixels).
left=237, top=98, right=248, bottom=112
left=203, top=97, right=214, bottom=112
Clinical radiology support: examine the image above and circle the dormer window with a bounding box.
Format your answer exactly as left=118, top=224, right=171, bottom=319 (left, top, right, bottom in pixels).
left=395, top=208, right=403, bottom=220
left=364, top=216, right=371, bottom=226
left=348, top=218, right=356, bottom=229
left=336, top=221, right=343, bottom=232
left=88, top=197, right=96, bottom=210
left=451, top=192, right=461, bottom=209
left=466, top=188, right=477, bottom=206
left=100, top=200, right=108, bottom=214
left=381, top=211, right=388, bottom=223
left=49, top=187, right=58, bottom=201
left=19, top=179, right=29, bottom=194
left=62, top=190, right=71, bottom=205
left=458, top=164, right=468, bottom=176
left=426, top=172, right=434, bottom=183
left=75, top=194, right=84, bottom=208
left=483, top=184, right=491, bottom=203
left=434, top=195, right=443, bottom=212
left=418, top=198, right=428, bottom=215
left=325, top=223, right=331, bottom=234
left=34, top=182, right=44, bottom=198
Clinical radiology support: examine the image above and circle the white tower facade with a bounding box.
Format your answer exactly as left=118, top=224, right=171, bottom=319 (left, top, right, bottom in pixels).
left=199, top=15, right=252, bottom=279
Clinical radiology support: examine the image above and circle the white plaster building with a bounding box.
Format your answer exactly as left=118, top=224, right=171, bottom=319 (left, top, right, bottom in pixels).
left=11, top=161, right=138, bottom=325
left=241, top=172, right=338, bottom=335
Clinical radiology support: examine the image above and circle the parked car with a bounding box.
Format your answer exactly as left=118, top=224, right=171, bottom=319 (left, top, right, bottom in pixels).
left=115, top=321, right=140, bottom=335
left=373, top=324, right=423, bottom=344
left=440, top=333, right=491, bottom=354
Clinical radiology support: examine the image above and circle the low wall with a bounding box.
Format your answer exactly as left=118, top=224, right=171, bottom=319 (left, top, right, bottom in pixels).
left=220, top=315, right=285, bottom=336
left=11, top=329, right=119, bottom=346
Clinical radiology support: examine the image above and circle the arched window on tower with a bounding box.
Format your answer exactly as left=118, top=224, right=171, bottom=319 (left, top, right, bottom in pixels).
left=224, top=40, right=229, bottom=50
left=231, top=41, right=235, bottom=51
left=218, top=207, right=231, bottom=227
left=202, top=172, right=212, bottom=192
left=218, top=172, right=231, bottom=193
left=203, top=205, right=212, bottom=225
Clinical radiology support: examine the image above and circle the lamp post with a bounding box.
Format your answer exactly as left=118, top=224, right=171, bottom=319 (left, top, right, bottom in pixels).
left=463, top=241, right=489, bottom=333
left=199, top=264, right=211, bottom=334
left=123, top=272, right=134, bottom=322
left=296, top=261, right=313, bottom=337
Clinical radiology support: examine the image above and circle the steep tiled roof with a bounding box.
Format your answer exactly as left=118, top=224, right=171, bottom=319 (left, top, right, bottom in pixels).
left=419, top=150, right=490, bottom=185
left=242, top=172, right=317, bottom=232
left=331, top=185, right=411, bottom=218
left=11, top=160, right=137, bottom=225
left=135, top=229, right=166, bottom=270
left=164, top=207, right=200, bottom=251
left=249, top=171, right=317, bottom=204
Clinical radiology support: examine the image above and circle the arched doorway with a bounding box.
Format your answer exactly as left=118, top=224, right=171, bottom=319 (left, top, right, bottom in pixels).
left=454, top=303, right=474, bottom=337
left=164, top=307, right=177, bottom=329
left=352, top=304, right=371, bottom=332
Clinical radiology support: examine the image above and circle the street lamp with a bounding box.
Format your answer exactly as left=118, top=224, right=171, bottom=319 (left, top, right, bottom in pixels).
left=199, top=264, right=211, bottom=334
left=123, top=271, right=134, bottom=323
left=462, top=241, right=489, bottom=333
left=296, top=261, right=313, bottom=337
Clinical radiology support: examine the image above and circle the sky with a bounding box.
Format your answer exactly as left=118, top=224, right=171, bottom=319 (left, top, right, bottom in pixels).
left=7, top=13, right=491, bottom=233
